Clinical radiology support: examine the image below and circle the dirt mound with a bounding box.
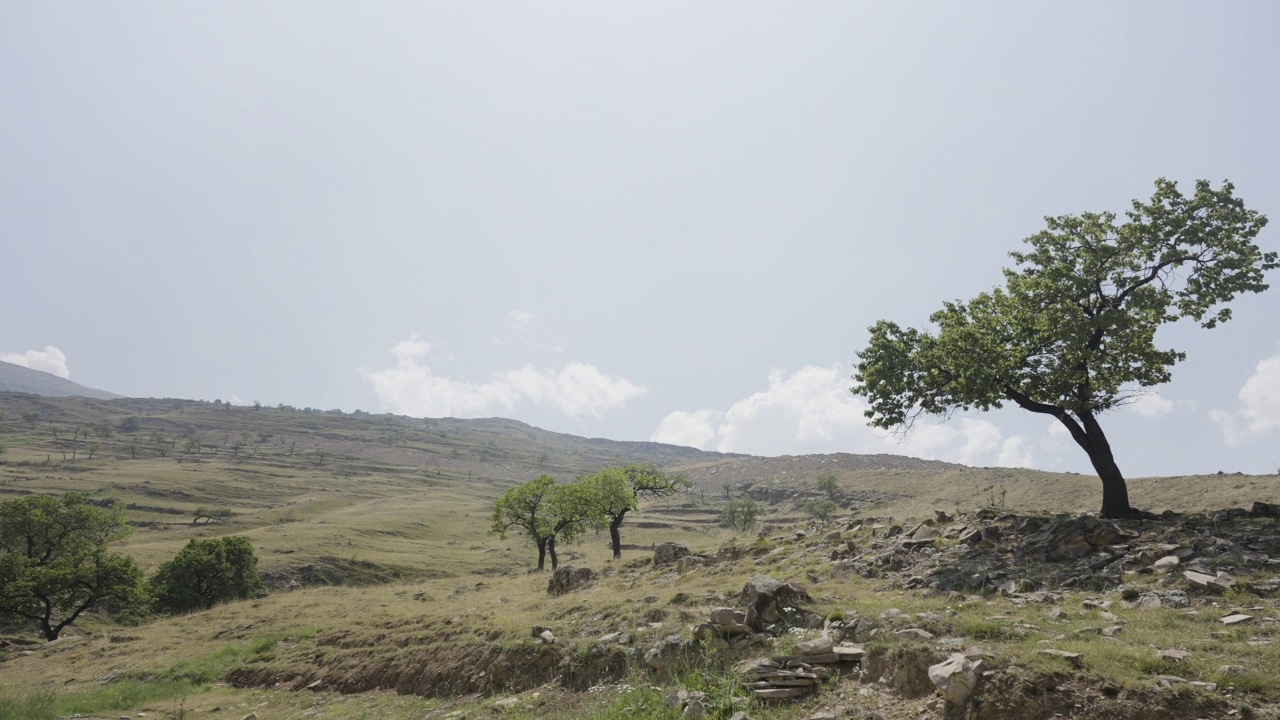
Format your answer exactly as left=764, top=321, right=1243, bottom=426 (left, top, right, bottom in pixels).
left=976, top=671, right=1228, bottom=720
left=227, top=642, right=573, bottom=697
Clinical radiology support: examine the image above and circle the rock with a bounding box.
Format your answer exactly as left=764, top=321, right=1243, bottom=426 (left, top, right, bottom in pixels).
left=794, top=636, right=834, bottom=655
left=1047, top=607, right=1068, bottom=620
left=1183, top=570, right=1232, bottom=592
left=832, top=644, right=865, bottom=661
left=1221, top=613, right=1253, bottom=625
left=742, top=575, right=813, bottom=627
left=654, top=542, right=691, bottom=566
left=1153, top=556, right=1180, bottom=572
left=710, top=607, right=745, bottom=625
left=753, top=687, right=808, bottom=699
left=928, top=652, right=982, bottom=706
left=531, top=625, right=552, bottom=638
left=539, top=629, right=556, bottom=644
left=241, top=714, right=259, bottom=720
left=1156, top=649, right=1190, bottom=662
left=1251, top=501, right=1280, bottom=518
left=1218, top=664, right=1248, bottom=676
left=728, top=713, right=752, bottom=720
left=911, top=525, right=941, bottom=541
left=935, top=509, right=953, bottom=523
left=683, top=698, right=708, bottom=718
left=959, top=527, right=983, bottom=546
left=895, top=628, right=934, bottom=641
left=547, top=566, right=594, bottom=596
left=1038, top=649, right=1082, bottom=667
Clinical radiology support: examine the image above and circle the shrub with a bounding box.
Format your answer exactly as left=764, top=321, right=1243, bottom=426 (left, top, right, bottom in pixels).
left=150, top=536, right=264, bottom=614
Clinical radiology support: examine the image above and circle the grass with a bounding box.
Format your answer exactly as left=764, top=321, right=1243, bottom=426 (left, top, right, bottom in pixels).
left=0, top=680, right=198, bottom=720
left=2, top=393, right=1280, bottom=718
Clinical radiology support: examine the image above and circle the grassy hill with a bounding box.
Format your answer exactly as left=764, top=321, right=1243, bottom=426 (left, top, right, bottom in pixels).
left=0, top=361, right=121, bottom=400
left=1, top=393, right=1278, bottom=720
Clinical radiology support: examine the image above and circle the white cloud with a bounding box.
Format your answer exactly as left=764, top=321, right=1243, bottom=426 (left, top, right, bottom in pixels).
left=0, top=345, right=70, bottom=379
left=1128, top=391, right=1175, bottom=418
left=508, top=310, right=536, bottom=331
left=650, top=363, right=1034, bottom=467
left=1210, top=352, right=1280, bottom=445
left=363, top=335, right=646, bottom=419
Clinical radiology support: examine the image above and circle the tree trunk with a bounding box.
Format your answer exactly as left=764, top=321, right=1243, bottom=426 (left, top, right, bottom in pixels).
left=536, top=537, right=547, bottom=571
left=1074, top=412, right=1134, bottom=519
left=548, top=535, right=559, bottom=569
left=609, top=511, right=626, bottom=559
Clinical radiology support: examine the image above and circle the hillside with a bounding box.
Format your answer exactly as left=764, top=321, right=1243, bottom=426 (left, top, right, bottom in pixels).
left=1, top=393, right=1278, bottom=720
left=0, top=361, right=121, bottom=400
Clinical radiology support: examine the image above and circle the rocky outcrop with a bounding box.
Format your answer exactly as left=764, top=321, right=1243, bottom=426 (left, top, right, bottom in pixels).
left=546, top=566, right=594, bottom=596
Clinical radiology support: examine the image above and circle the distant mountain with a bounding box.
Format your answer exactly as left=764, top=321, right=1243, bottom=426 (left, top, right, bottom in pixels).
left=0, top=361, right=121, bottom=400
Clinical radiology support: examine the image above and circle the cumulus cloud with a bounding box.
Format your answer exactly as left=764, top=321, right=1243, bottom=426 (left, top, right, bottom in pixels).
left=363, top=335, right=646, bottom=419
left=1210, top=352, right=1280, bottom=445
left=1128, top=391, right=1175, bottom=418
left=0, top=345, right=70, bottom=379
left=650, top=364, right=1034, bottom=467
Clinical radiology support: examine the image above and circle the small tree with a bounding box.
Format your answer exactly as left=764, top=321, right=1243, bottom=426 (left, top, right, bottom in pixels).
left=815, top=473, right=838, bottom=498
left=150, top=536, right=264, bottom=614
left=803, top=498, right=838, bottom=521
left=853, top=179, right=1274, bottom=518
left=720, top=498, right=763, bottom=532
left=0, top=493, right=145, bottom=640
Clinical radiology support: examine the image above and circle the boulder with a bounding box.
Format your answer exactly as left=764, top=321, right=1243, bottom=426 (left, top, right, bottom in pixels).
left=654, top=542, right=691, bottom=566
left=794, top=636, right=834, bottom=655
left=1251, top=501, right=1280, bottom=518
left=928, top=652, right=982, bottom=706
left=742, top=575, right=813, bottom=617
left=546, top=566, right=594, bottom=596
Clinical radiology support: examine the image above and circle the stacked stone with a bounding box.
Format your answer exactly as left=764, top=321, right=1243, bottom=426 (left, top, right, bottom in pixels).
left=740, top=637, right=865, bottom=700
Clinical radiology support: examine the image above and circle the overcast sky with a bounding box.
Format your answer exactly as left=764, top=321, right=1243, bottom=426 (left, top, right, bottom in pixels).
left=3, top=2, right=1278, bottom=478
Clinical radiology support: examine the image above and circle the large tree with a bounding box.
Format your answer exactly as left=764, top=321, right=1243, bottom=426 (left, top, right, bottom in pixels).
left=488, top=475, right=592, bottom=570
left=0, top=493, right=145, bottom=640
left=853, top=179, right=1274, bottom=518
left=584, top=463, right=686, bottom=559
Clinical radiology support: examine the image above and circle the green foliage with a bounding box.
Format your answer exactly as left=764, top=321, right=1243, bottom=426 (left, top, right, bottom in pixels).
left=489, top=474, right=558, bottom=543
left=853, top=179, right=1274, bottom=516
left=0, top=493, right=145, bottom=639
left=802, top=498, right=838, bottom=520
left=815, top=472, right=838, bottom=497
left=719, top=498, right=763, bottom=532
left=150, top=536, right=264, bottom=614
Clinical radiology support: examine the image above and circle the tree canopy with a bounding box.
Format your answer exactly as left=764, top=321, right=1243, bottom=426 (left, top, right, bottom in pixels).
left=489, top=474, right=593, bottom=570
left=853, top=179, right=1274, bottom=518
left=150, top=536, right=264, bottom=614
left=0, top=493, right=145, bottom=640
left=488, top=464, right=686, bottom=568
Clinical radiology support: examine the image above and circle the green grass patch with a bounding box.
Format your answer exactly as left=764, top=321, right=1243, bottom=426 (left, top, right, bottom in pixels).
left=0, top=679, right=198, bottom=720
left=148, top=629, right=317, bottom=683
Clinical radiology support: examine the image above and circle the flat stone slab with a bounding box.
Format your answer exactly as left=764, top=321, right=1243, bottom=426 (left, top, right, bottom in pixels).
left=1221, top=614, right=1253, bottom=625
left=753, top=687, right=809, bottom=699
left=1038, top=649, right=1082, bottom=667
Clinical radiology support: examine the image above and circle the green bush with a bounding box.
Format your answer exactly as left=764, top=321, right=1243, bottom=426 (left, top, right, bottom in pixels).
left=150, top=536, right=264, bottom=614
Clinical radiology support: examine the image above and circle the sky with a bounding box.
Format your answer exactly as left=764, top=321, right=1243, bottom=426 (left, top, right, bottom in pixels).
left=2, top=2, right=1278, bottom=478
